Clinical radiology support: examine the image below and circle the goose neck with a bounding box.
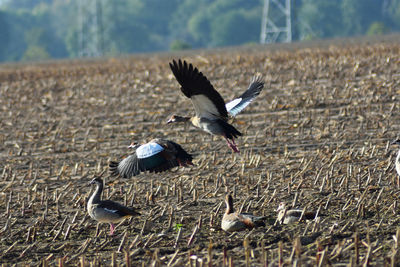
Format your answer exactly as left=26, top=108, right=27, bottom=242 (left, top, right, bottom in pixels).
left=225, top=197, right=234, bottom=214
left=89, top=183, right=103, bottom=205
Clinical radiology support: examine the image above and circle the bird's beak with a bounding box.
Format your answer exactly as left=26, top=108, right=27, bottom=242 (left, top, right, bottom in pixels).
left=166, top=118, right=173, bottom=124
left=128, top=142, right=138, bottom=149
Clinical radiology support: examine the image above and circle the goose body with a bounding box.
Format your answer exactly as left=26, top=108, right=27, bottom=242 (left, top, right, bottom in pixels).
left=221, top=194, right=266, bottom=232
left=109, top=138, right=193, bottom=178
left=87, top=177, right=140, bottom=235
left=168, top=59, right=264, bottom=153
left=276, top=203, right=317, bottom=225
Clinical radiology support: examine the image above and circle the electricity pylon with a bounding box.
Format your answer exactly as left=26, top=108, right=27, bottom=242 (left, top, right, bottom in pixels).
left=78, top=0, right=103, bottom=57
left=260, top=0, right=292, bottom=44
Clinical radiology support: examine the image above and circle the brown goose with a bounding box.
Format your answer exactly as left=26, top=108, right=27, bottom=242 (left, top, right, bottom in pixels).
left=87, top=177, right=140, bottom=235
left=168, top=59, right=264, bottom=153
left=221, top=194, right=266, bottom=232
left=276, top=202, right=318, bottom=225
left=109, top=138, right=193, bottom=178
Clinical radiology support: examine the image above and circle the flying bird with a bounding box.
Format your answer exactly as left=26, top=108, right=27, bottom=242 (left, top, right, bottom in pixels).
left=221, top=194, right=266, bottom=232
left=87, top=177, right=140, bottom=235
left=168, top=59, right=264, bottom=153
left=109, top=138, right=193, bottom=178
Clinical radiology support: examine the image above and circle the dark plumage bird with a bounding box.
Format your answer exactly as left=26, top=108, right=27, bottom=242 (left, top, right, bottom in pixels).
left=109, top=138, right=193, bottom=178
left=221, top=194, right=266, bottom=232
left=87, top=177, right=140, bottom=235
left=167, top=59, right=264, bottom=153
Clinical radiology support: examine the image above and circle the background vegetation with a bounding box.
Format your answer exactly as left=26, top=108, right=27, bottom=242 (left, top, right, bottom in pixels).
left=0, top=0, right=399, bottom=62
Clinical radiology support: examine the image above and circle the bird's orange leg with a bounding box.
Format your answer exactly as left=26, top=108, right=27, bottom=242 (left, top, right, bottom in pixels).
left=225, top=137, right=239, bottom=153
left=109, top=223, right=115, bottom=236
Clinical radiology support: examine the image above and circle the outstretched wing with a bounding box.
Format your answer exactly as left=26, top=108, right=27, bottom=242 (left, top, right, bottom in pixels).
left=155, top=139, right=194, bottom=166
left=109, top=140, right=193, bottom=178
left=226, top=75, right=264, bottom=117
left=109, top=154, right=142, bottom=178
left=169, top=59, right=228, bottom=119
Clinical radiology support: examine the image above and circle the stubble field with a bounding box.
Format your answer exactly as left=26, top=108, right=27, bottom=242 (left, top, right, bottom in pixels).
left=1, top=37, right=400, bottom=266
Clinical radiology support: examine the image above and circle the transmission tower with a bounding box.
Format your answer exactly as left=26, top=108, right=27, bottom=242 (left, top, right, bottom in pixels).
left=78, top=0, right=103, bottom=57
left=260, top=0, right=292, bottom=44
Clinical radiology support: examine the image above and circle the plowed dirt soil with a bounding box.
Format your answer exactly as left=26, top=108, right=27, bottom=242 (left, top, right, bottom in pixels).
left=1, top=36, right=400, bottom=266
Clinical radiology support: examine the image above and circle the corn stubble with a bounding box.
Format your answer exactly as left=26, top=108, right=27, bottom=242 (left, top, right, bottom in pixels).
left=1, top=37, right=400, bottom=266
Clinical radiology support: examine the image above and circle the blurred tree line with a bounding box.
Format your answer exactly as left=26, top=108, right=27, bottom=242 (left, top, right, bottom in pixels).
left=0, top=0, right=399, bottom=62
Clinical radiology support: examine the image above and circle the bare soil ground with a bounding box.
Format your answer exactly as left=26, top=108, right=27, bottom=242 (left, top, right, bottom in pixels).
left=1, top=36, right=400, bottom=266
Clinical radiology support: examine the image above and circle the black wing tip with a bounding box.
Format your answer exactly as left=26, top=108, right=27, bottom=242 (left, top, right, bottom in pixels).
left=231, top=77, right=263, bottom=108
left=246, top=75, right=264, bottom=96
left=109, top=161, right=120, bottom=177
left=169, top=59, right=194, bottom=72
left=170, top=58, right=184, bottom=68
left=109, top=159, right=140, bottom=178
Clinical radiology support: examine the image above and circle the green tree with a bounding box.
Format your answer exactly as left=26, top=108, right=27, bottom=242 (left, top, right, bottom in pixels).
left=2, top=11, right=34, bottom=61
left=210, top=10, right=260, bottom=47
left=187, top=0, right=262, bottom=47
left=101, top=1, right=149, bottom=54
left=0, top=11, right=10, bottom=61
left=3, top=0, right=53, bottom=10
left=341, top=0, right=383, bottom=36
left=21, top=45, right=50, bottom=61
left=298, top=0, right=344, bottom=39
left=188, top=11, right=212, bottom=46
left=366, top=22, right=389, bottom=36
left=168, top=0, right=210, bottom=47
left=170, top=40, right=192, bottom=51
left=388, top=0, right=400, bottom=29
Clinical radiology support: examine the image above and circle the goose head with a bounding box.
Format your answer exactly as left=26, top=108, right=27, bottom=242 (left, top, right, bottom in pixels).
left=128, top=141, right=140, bottom=149
left=89, top=177, right=103, bottom=186
left=167, top=114, right=189, bottom=124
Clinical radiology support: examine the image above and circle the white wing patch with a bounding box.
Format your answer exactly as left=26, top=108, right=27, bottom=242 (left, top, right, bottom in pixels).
left=191, top=94, right=222, bottom=119
left=225, top=98, right=242, bottom=113
left=104, top=208, right=118, bottom=214
left=136, top=142, right=164, bottom=159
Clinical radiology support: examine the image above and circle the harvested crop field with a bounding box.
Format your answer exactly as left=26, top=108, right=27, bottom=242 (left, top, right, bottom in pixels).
left=1, top=36, right=400, bottom=266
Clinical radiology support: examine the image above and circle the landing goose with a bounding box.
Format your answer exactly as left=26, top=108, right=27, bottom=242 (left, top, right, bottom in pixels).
left=168, top=59, right=264, bottom=153
left=276, top=202, right=317, bottom=225
left=87, top=177, right=140, bottom=235
left=221, top=194, right=266, bottom=232
left=109, top=138, right=193, bottom=178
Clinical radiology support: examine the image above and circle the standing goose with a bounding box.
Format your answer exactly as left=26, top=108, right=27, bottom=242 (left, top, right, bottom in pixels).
left=168, top=59, right=264, bottom=153
left=221, top=194, right=266, bottom=232
left=87, top=177, right=140, bottom=235
left=109, top=138, right=193, bottom=178
left=392, top=139, right=400, bottom=178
